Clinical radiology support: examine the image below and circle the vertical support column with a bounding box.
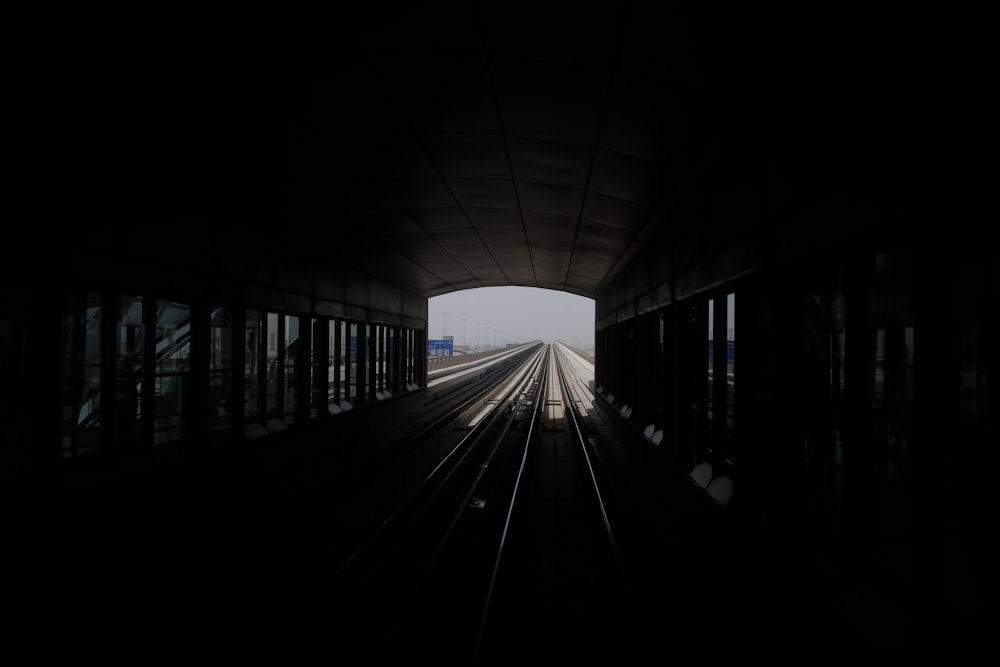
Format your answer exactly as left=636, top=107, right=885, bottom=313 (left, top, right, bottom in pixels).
left=392, top=325, right=402, bottom=394
left=100, top=292, right=118, bottom=452
left=257, top=312, right=268, bottom=419
left=312, top=316, right=328, bottom=415
left=274, top=313, right=285, bottom=419
left=356, top=321, right=367, bottom=403
left=346, top=321, right=356, bottom=403
left=373, top=324, right=382, bottom=395
left=416, top=327, right=426, bottom=387
left=711, top=295, right=727, bottom=463
left=667, top=304, right=682, bottom=459
left=594, top=327, right=603, bottom=393
left=30, top=285, right=63, bottom=471
left=410, top=327, right=417, bottom=388
left=739, top=275, right=773, bottom=521
left=296, top=313, right=311, bottom=423
left=842, top=252, right=873, bottom=554
left=141, top=296, right=155, bottom=447
left=400, top=327, right=408, bottom=387
left=628, top=317, right=639, bottom=414
left=332, top=319, right=342, bottom=404
left=187, top=301, right=211, bottom=458
left=688, top=300, right=708, bottom=469
left=607, top=324, right=618, bottom=401
left=655, top=311, right=668, bottom=431
left=368, top=324, right=377, bottom=400
left=911, top=232, right=951, bottom=637
left=231, top=306, right=246, bottom=438
left=636, top=315, right=646, bottom=422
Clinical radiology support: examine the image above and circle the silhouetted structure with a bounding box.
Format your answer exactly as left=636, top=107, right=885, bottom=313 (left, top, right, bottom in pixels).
left=2, top=5, right=988, bottom=652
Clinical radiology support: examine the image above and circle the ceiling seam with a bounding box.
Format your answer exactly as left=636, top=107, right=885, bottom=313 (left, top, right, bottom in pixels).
left=562, top=4, right=630, bottom=293
left=371, top=242, right=464, bottom=295
left=342, top=55, right=497, bottom=291
left=592, top=101, right=722, bottom=295
left=404, top=151, right=515, bottom=287
left=379, top=189, right=488, bottom=287
left=475, top=10, right=538, bottom=288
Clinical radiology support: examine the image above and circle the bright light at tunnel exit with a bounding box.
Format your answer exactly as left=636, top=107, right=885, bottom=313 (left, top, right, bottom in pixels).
left=428, top=286, right=595, bottom=352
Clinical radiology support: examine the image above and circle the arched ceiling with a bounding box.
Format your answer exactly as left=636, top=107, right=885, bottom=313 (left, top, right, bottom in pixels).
left=122, top=5, right=928, bottom=303
left=291, top=6, right=715, bottom=300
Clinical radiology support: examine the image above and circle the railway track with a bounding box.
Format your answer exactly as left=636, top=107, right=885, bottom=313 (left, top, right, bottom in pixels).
left=332, top=343, right=629, bottom=664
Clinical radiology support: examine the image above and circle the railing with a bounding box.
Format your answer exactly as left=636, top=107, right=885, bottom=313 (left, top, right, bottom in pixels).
left=427, top=342, right=536, bottom=371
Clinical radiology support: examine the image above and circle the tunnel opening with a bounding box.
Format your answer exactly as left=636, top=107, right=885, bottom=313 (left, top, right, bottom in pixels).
left=428, top=286, right=595, bottom=355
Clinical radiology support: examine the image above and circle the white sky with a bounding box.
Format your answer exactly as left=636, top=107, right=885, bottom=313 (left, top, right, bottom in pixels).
left=429, top=286, right=595, bottom=349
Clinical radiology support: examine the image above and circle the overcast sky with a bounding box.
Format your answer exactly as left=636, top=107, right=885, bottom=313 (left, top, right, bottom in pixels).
left=429, top=286, right=595, bottom=350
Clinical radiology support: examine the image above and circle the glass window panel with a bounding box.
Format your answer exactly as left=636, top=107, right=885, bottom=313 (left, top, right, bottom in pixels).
left=387, top=327, right=395, bottom=390
left=402, top=328, right=409, bottom=385
left=899, top=326, right=914, bottom=402
left=266, top=312, right=279, bottom=417
left=659, top=313, right=665, bottom=354
left=367, top=324, right=375, bottom=391
left=61, top=292, right=103, bottom=457
left=349, top=322, right=358, bottom=402
left=117, top=296, right=143, bottom=445
left=339, top=321, right=349, bottom=402
left=707, top=298, right=714, bottom=432
left=311, top=317, right=325, bottom=414
left=405, top=328, right=411, bottom=385
left=872, top=328, right=885, bottom=402
left=379, top=325, right=385, bottom=392
left=284, top=314, right=299, bottom=418
left=154, top=300, right=190, bottom=445
left=209, top=306, right=233, bottom=438
left=375, top=325, right=384, bottom=392
left=726, top=292, right=735, bottom=438
left=330, top=320, right=340, bottom=404
left=372, top=325, right=379, bottom=388
left=244, top=309, right=261, bottom=420
left=407, top=329, right=414, bottom=385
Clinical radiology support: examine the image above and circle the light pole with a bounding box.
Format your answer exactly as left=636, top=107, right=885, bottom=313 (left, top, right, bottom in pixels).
left=442, top=312, right=447, bottom=339
left=462, top=317, right=467, bottom=348
left=476, top=322, right=480, bottom=350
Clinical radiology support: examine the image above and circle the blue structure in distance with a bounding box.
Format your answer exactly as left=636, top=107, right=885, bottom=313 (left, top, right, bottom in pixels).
left=427, top=339, right=454, bottom=357
left=707, top=340, right=735, bottom=363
